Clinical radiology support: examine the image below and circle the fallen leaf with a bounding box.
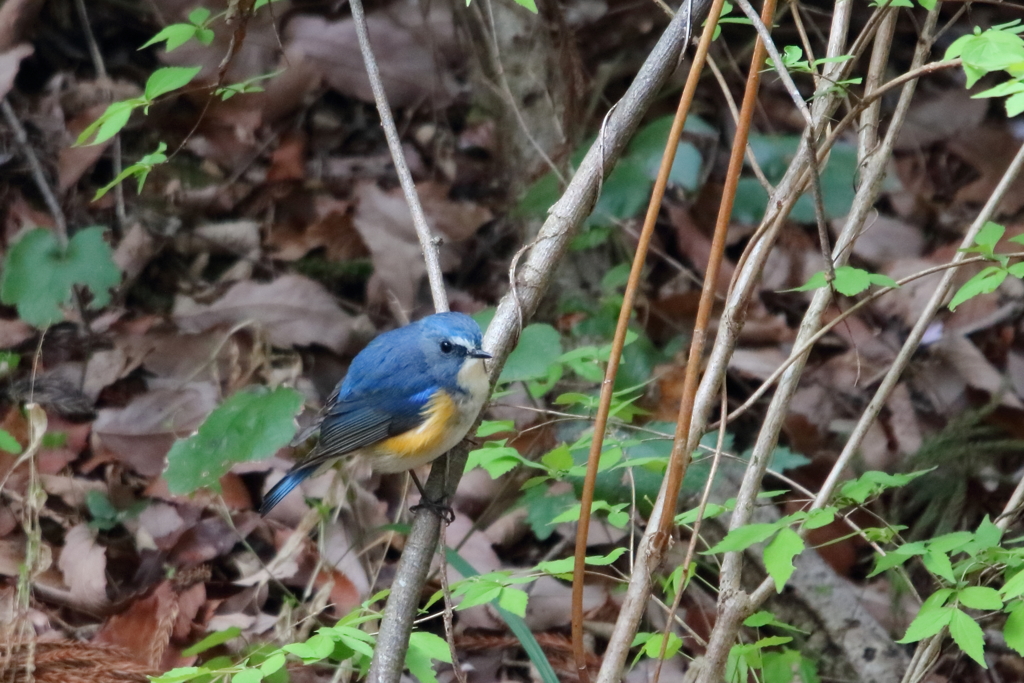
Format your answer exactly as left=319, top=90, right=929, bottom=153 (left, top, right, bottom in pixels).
left=57, top=524, right=108, bottom=611
left=284, top=10, right=461, bottom=109
left=173, top=274, right=356, bottom=353
left=91, top=382, right=220, bottom=477
left=0, top=43, right=33, bottom=100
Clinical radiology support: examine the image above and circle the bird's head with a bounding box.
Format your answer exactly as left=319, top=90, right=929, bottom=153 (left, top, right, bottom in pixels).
left=414, top=312, right=491, bottom=389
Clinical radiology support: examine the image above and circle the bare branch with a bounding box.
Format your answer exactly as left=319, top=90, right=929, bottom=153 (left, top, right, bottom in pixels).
left=349, top=0, right=449, bottom=313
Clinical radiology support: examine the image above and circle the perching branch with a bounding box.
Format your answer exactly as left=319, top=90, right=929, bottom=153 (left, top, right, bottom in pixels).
left=365, top=3, right=712, bottom=681
left=348, top=0, right=449, bottom=313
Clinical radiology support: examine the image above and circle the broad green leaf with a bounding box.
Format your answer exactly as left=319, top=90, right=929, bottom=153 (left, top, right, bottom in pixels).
left=541, top=444, right=573, bottom=471
left=511, top=0, right=538, bottom=11
left=260, top=654, right=286, bottom=675
left=145, top=66, right=202, bottom=100
left=150, top=668, right=206, bottom=683
left=188, top=7, right=211, bottom=23
left=837, top=469, right=932, bottom=505
left=1005, top=602, right=1024, bottom=656
left=949, top=607, right=988, bottom=667
left=1, top=227, right=121, bottom=327
left=786, top=270, right=828, bottom=292
left=499, top=323, right=563, bottom=383
left=704, top=523, right=781, bottom=554
left=764, top=527, right=804, bottom=592
left=91, top=101, right=136, bottom=145
left=898, top=605, right=952, bottom=643
left=164, top=387, right=303, bottom=494
left=958, top=586, right=1003, bottom=611
left=832, top=266, right=872, bottom=296
left=640, top=632, right=682, bottom=660
left=803, top=507, right=835, bottom=530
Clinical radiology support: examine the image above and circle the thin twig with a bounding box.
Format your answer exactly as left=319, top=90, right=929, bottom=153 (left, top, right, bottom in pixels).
left=1, top=99, right=67, bottom=244
left=364, top=3, right=712, bottom=681
left=569, top=0, right=722, bottom=675
left=73, top=0, right=126, bottom=229
left=348, top=0, right=449, bottom=313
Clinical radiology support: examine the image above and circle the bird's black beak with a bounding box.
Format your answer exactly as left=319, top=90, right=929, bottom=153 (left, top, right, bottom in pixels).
left=469, top=349, right=492, bottom=359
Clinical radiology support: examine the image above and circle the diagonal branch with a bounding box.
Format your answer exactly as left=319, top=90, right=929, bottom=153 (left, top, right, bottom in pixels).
left=365, top=3, right=713, bottom=681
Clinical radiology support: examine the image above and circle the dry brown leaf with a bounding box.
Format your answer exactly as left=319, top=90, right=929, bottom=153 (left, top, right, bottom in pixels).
left=931, top=333, right=1022, bottom=408
left=94, top=581, right=184, bottom=669
left=0, top=44, right=33, bottom=100
left=91, top=382, right=220, bottom=477
left=948, top=126, right=1024, bottom=215
left=266, top=131, right=306, bottom=182
left=173, top=274, right=355, bottom=353
left=284, top=10, right=461, bottom=109
left=57, top=524, right=108, bottom=611
left=831, top=213, right=925, bottom=266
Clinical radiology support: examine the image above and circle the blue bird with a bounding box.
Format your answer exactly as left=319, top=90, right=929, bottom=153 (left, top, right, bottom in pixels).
left=260, top=312, right=491, bottom=515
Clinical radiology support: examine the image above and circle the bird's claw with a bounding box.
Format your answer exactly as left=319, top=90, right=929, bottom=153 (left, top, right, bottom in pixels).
left=410, top=497, right=455, bottom=524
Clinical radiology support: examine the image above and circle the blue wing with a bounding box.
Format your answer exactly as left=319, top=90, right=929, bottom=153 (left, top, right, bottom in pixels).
left=260, top=382, right=436, bottom=515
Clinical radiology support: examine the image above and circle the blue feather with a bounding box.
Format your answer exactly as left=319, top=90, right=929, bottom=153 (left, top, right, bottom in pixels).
left=260, top=463, right=318, bottom=514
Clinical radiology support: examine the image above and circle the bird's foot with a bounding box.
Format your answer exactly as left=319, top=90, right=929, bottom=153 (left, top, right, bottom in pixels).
left=410, top=497, right=455, bottom=524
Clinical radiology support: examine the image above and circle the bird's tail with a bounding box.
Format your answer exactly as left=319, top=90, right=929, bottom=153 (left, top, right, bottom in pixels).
left=260, top=462, right=319, bottom=515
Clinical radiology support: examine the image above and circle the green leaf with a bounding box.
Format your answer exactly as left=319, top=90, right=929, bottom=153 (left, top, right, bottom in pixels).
left=541, top=444, right=574, bottom=472
left=923, top=549, right=955, bottom=584
left=1004, top=602, right=1024, bottom=656
left=1, top=227, right=121, bottom=327
left=803, top=507, right=835, bottom=530
left=958, top=586, right=1003, bottom=611
left=188, top=7, right=211, bottom=23
left=898, top=605, right=952, bottom=643
left=79, top=100, right=137, bottom=145
left=0, top=428, right=21, bottom=454
left=150, top=668, right=206, bottom=683
left=260, top=654, right=286, bottom=675
left=949, top=266, right=1008, bottom=311
left=974, top=221, right=1006, bottom=252
left=476, top=420, right=514, bottom=437
left=498, top=587, right=529, bottom=616
left=785, top=270, right=828, bottom=292
left=406, top=632, right=451, bottom=683
left=640, top=632, right=682, bottom=661
left=1002, top=570, right=1024, bottom=599
left=145, top=66, right=202, bottom=100
left=182, top=627, right=243, bottom=656
left=704, top=523, right=781, bottom=554
left=140, top=23, right=197, bottom=51
left=94, top=142, right=168, bottom=200
left=764, top=527, right=804, bottom=592
left=232, top=669, right=262, bottom=683
left=511, top=0, right=538, bottom=11
left=164, top=387, right=303, bottom=494
left=499, top=323, right=563, bottom=383
left=949, top=607, right=988, bottom=668
left=832, top=266, right=872, bottom=296
left=837, top=469, right=932, bottom=505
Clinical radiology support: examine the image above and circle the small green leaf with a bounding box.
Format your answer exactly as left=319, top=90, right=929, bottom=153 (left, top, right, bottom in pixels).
left=164, top=387, right=303, bottom=494
left=140, top=23, right=197, bottom=51
left=145, top=66, right=202, bottom=100
left=188, top=7, right=212, bottom=23
left=763, top=527, right=804, bottom=592
left=498, top=587, right=528, bottom=616
left=949, top=607, right=988, bottom=668
left=1004, top=602, right=1024, bottom=656
left=704, top=523, right=781, bottom=554
left=898, top=605, right=952, bottom=643
left=975, top=221, right=1006, bottom=252
left=640, top=632, right=682, bottom=661
left=923, top=549, right=955, bottom=584
left=0, top=428, right=21, bottom=454
left=512, top=0, right=538, bottom=11
left=476, top=420, right=514, bottom=437
left=1002, top=570, right=1024, bottom=599
left=785, top=270, right=828, bottom=292
left=406, top=631, right=451, bottom=683
left=803, top=507, right=835, bottom=530
left=260, top=654, right=286, bottom=675
left=949, top=267, right=1008, bottom=310
left=958, top=586, right=1003, bottom=611
left=182, top=627, right=243, bottom=656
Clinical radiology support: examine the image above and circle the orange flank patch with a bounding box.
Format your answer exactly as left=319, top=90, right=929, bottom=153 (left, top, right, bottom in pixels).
left=375, top=390, right=458, bottom=464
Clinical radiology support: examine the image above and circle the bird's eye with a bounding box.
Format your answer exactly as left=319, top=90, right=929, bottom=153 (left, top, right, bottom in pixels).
left=440, top=340, right=453, bottom=354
